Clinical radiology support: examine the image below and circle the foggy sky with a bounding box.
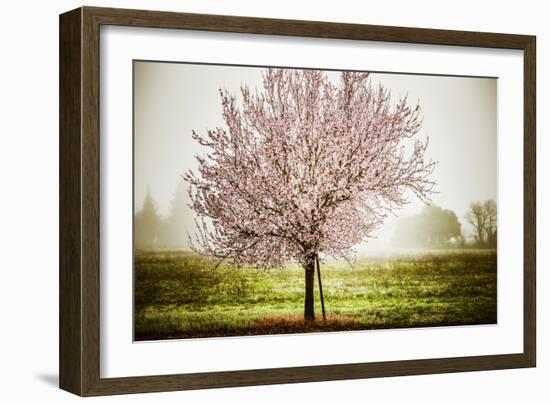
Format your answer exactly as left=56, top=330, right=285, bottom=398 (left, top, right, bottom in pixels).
left=133, top=61, right=497, bottom=250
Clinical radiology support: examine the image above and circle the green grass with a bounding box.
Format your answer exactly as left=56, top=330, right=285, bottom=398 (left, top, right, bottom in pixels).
left=134, top=250, right=497, bottom=341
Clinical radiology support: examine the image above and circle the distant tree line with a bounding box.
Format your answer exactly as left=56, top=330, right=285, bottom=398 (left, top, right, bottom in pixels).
left=465, top=200, right=497, bottom=248
left=134, top=182, right=193, bottom=250
left=393, top=200, right=497, bottom=249
left=136, top=185, right=496, bottom=251
left=393, top=205, right=462, bottom=248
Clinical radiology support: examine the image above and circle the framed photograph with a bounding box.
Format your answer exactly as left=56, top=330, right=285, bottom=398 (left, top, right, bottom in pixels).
left=59, top=6, right=536, bottom=396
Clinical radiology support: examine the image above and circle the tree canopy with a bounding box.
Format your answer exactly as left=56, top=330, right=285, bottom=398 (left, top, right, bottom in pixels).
left=185, top=68, right=436, bottom=268
left=393, top=204, right=462, bottom=248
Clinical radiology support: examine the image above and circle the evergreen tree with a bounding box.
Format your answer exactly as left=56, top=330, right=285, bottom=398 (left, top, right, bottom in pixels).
left=158, top=180, right=194, bottom=249
left=135, top=187, right=161, bottom=249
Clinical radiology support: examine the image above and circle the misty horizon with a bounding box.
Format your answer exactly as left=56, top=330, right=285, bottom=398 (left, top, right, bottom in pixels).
left=134, top=61, right=497, bottom=253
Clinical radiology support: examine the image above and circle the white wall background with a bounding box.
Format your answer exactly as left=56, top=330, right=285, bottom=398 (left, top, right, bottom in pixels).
left=0, top=0, right=546, bottom=401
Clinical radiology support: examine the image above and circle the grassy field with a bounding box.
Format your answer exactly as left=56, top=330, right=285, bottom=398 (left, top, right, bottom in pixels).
left=134, top=250, right=497, bottom=341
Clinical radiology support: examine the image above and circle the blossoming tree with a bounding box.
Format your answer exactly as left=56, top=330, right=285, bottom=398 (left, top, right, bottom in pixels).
left=185, top=68, right=436, bottom=321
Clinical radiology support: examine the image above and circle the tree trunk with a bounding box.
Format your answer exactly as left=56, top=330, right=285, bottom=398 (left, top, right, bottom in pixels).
left=304, top=259, right=315, bottom=321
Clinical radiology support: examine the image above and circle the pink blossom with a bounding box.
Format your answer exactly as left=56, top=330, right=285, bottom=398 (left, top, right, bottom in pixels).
left=184, top=68, right=436, bottom=269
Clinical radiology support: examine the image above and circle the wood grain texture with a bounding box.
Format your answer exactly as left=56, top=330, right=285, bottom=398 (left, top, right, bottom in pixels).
left=86, top=6, right=531, bottom=49
left=81, top=6, right=102, bottom=396
left=59, top=6, right=537, bottom=396
left=59, top=7, right=82, bottom=396
left=523, top=38, right=536, bottom=367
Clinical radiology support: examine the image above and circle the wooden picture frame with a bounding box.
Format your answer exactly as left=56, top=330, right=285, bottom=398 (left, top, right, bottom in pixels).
left=59, top=6, right=536, bottom=396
